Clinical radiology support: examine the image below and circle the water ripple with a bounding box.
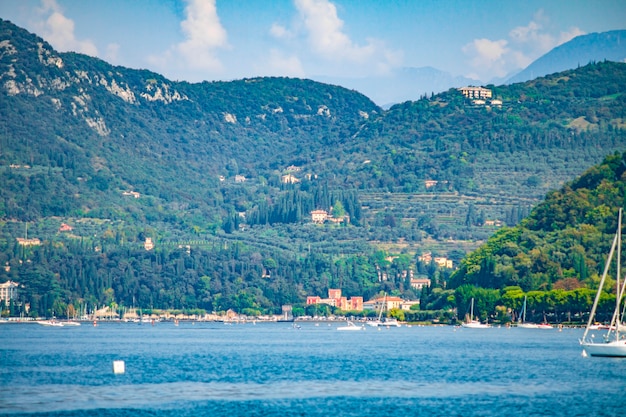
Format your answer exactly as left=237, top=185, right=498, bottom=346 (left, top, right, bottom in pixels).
left=0, top=379, right=577, bottom=414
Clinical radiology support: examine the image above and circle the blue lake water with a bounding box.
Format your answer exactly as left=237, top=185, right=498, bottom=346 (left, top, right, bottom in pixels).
left=1, top=321, right=625, bottom=416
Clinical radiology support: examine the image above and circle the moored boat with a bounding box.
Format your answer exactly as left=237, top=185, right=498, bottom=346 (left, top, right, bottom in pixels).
left=517, top=296, right=552, bottom=329
left=36, top=320, right=64, bottom=327
left=461, top=298, right=491, bottom=328
left=580, top=208, right=626, bottom=357
left=337, top=321, right=365, bottom=331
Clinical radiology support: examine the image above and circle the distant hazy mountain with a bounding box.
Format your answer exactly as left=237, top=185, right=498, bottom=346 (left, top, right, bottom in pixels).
left=508, top=30, right=626, bottom=84
left=347, top=29, right=626, bottom=104
left=316, top=67, right=477, bottom=108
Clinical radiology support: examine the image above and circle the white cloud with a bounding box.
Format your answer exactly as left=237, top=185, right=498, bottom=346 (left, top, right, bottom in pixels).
left=463, top=38, right=509, bottom=79
left=34, top=0, right=98, bottom=56
left=510, top=22, right=556, bottom=55
left=463, top=10, right=586, bottom=82
left=467, top=38, right=509, bottom=63
left=270, top=23, right=291, bottom=40
left=149, top=0, right=228, bottom=78
left=267, top=0, right=402, bottom=77
left=295, top=0, right=371, bottom=61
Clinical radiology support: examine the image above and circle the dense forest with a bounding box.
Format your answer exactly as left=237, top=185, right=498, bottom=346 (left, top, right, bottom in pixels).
left=1, top=19, right=625, bottom=322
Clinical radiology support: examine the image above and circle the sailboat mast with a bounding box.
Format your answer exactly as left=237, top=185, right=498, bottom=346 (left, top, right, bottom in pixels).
left=615, top=207, right=622, bottom=340
left=377, top=293, right=386, bottom=321
left=582, top=214, right=620, bottom=342
left=605, top=208, right=624, bottom=341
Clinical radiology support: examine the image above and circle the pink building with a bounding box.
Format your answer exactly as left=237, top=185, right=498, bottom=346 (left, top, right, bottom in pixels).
left=306, top=289, right=363, bottom=311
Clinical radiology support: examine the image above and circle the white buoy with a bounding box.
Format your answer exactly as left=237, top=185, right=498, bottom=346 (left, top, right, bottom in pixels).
left=113, top=360, right=125, bottom=374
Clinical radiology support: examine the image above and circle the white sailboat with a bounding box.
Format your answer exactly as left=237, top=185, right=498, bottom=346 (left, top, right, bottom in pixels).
left=518, top=296, right=552, bottom=329
left=367, top=293, right=386, bottom=327
left=367, top=295, right=384, bottom=327
left=367, top=293, right=401, bottom=328
left=461, top=297, right=491, bottom=328
left=580, top=208, right=626, bottom=357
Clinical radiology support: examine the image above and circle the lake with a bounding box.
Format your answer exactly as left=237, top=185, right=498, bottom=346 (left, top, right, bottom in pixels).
left=1, top=321, right=625, bottom=416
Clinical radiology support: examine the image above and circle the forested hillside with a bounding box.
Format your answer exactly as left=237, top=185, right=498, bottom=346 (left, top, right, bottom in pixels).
left=1, top=19, right=625, bottom=320
left=422, top=152, right=626, bottom=325
left=451, top=151, right=626, bottom=290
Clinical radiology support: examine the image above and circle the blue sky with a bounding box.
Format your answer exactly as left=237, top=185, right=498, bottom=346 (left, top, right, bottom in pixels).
left=1, top=0, right=625, bottom=85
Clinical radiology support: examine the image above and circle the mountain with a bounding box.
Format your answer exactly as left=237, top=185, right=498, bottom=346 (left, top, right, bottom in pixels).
left=0, top=18, right=379, bottom=222
left=316, top=67, right=477, bottom=108
left=508, top=30, right=626, bottom=84
left=1, top=19, right=626, bottom=318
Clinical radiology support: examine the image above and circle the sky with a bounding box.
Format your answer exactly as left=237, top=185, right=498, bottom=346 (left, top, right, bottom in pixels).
left=1, top=0, right=625, bottom=88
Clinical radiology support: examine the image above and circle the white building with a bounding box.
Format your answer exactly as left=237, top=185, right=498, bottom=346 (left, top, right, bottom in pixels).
left=0, top=281, right=19, bottom=302
left=458, top=86, right=493, bottom=99
left=311, top=210, right=328, bottom=223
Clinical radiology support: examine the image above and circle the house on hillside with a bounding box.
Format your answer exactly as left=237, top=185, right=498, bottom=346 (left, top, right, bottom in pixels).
left=410, top=278, right=431, bottom=290
left=311, top=210, right=328, bottom=223
left=16, top=238, right=41, bottom=246
left=0, top=280, right=19, bottom=302
left=458, top=86, right=492, bottom=99
left=484, top=219, right=503, bottom=227
left=434, top=257, right=453, bottom=269
left=281, top=174, right=300, bottom=184
left=418, top=252, right=453, bottom=269
left=310, top=209, right=350, bottom=224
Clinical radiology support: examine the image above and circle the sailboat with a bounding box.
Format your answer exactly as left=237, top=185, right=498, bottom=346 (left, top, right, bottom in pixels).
left=366, top=293, right=400, bottom=327
left=461, top=298, right=491, bottom=328
left=367, top=293, right=386, bottom=327
left=518, top=296, right=552, bottom=329
left=580, top=208, right=626, bottom=357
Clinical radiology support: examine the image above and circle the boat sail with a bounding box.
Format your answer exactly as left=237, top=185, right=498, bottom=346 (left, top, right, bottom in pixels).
left=580, top=208, right=626, bottom=357
left=461, top=297, right=491, bottom=328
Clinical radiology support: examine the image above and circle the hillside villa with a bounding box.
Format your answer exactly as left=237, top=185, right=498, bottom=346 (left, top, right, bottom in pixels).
left=310, top=209, right=350, bottom=224
left=458, top=86, right=492, bottom=99
left=418, top=252, right=453, bottom=269
left=0, top=280, right=19, bottom=303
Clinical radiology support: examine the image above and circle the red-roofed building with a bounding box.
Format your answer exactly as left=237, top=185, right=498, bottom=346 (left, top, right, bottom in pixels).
left=306, top=289, right=363, bottom=311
